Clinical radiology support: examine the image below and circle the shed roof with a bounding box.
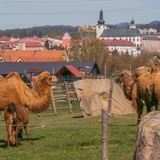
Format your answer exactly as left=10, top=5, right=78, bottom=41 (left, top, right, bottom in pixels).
left=0, top=62, right=98, bottom=75
left=55, top=65, right=84, bottom=77
left=65, top=65, right=83, bottom=77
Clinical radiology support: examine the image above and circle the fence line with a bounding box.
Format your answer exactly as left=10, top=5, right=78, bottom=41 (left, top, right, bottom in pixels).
left=0, top=113, right=138, bottom=127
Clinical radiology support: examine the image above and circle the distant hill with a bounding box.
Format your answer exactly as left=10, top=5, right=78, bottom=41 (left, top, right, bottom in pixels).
left=0, top=25, right=79, bottom=39
left=0, top=21, right=160, bottom=38
left=115, top=21, right=160, bottom=32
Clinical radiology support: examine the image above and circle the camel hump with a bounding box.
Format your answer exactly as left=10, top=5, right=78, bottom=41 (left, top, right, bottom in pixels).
left=0, top=75, right=4, bottom=81
left=134, top=66, right=151, bottom=78
left=122, top=70, right=132, bottom=76
left=5, top=72, right=21, bottom=80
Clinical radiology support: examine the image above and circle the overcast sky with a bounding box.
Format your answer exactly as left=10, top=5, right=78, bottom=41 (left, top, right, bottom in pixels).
left=0, top=0, right=160, bottom=30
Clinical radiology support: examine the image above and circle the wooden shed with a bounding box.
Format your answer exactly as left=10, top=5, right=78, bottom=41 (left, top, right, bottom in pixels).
left=54, top=65, right=84, bottom=82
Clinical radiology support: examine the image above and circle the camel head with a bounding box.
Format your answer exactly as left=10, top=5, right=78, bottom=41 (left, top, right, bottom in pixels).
left=116, top=70, right=132, bottom=83
left=5, top=130, right=16, bottom=145
left=151, top=56, right=160, bottom=73
left=37, top=71, right=57, bottom=87
left=7, top=103, right=16, bottom=119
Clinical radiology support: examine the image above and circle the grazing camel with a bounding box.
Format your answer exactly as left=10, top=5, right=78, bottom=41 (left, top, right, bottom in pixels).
left=4, top=103, right=33, bottom=148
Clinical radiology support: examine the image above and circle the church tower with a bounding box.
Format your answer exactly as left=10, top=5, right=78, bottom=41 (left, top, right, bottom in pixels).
left=96, top=10, right=108, bottom=38
left=129, top=18, right=136, bottom=29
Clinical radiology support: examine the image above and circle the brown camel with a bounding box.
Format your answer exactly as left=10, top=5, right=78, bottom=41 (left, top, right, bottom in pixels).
left=150, top=57, right=160, bottom=111
left=0, top=71, right=57, bottom=113
left=4, top=103, right=32, bottom=148
left=117, top=66, right=157, bottom=124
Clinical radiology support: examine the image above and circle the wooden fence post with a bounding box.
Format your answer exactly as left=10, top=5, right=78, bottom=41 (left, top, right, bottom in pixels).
left=107, top=79, right=113, bottom=124
left=64, top=81, right=72, bottom=113
left=102, top=109, right=108, bottom=160
left=102, top=79, right=113, bottom=160
left=50, top=86, right=57, bottom=116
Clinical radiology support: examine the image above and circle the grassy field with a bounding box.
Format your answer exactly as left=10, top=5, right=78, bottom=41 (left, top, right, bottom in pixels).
left=0, top=102, right=138, bottom=160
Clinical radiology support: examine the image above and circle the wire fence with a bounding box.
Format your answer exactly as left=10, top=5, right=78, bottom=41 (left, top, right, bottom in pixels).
left=0, top=79, right=148, bottom=160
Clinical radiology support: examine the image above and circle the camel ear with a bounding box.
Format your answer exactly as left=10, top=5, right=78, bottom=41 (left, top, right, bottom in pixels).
left=37, top=74, right=45, bottom=82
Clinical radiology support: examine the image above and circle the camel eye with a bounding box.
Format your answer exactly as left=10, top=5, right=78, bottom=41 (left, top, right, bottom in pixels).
left=49, top=77, right=52, bottom=81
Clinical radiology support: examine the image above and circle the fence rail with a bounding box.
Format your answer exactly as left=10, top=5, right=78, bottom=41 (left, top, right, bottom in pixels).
left=51, top=81, right=78, bottom=115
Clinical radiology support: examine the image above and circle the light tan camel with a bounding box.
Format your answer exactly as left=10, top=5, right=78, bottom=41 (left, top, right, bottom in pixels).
left=117, top=66, right=157, bottom=124
left=4, top=103, right=33, bottom=148
left=0, top=71, right=57, bottom=113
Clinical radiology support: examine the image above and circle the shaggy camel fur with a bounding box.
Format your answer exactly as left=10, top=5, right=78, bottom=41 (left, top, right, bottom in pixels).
left=4, top=103, right=33, bottom=148
left=0, top=75, right=5, bottom=120
left=117, top=66, right=157, bottom=124
left=150, top=58, right=160, bottom=111
left=0, top=71, right=57, bottom=113
left=117, top=70, right=134, bottom=99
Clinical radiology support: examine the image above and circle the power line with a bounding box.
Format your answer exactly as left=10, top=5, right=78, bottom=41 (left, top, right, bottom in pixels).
left=0, top=0, right=119, bottom=2
left=0, top=6, right=159, bottom=16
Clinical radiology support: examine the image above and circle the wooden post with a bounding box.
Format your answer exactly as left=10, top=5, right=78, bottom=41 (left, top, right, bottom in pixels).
left=50, top=86, right=57, bottom=116
left=107, top=79, right=113, bottom=124
left=102, top=109, right=108, bottom=160
left=102, top=79, right=113, bottom=160
left=104, top=65, right=106, bottom=78
left=64, top=81, right=72, bottom=113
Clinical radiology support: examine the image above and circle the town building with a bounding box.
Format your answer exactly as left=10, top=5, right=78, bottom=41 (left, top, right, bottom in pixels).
left=103, top=39, right=139, bottom=56
left=96, top=10, right=142, bottom=56
left=62, top=31, right=71, bottom=49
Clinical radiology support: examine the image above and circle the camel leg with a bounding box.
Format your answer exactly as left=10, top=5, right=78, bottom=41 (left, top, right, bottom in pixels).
left=1, top=111, right=4, bottom=121
left=146, top=102, right=152, bottom=113
left=24, top=125, right=33, bottom=145
left=15, top=124, right=22, bottom=147
left=137, top=99, right=144, bottom=125
left=6, top=124, right=12, bottom=149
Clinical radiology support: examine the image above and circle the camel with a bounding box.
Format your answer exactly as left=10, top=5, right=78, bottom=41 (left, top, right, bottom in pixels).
left=117, top=66, right=157, bottom=124
left=0, top=71, right=57, bottom=113
left=4, top=103, right=32, bottom=148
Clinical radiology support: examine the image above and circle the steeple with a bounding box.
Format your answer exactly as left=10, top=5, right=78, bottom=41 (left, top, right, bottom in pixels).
left=129, top=18, right=136, bottom=29
left=96, top=9, right=108, bottom=38
left=97, top=10, right=105, bottom=25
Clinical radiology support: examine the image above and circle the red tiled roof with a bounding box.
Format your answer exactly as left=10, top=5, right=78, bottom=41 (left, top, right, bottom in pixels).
left=25, top=42, right=43, bottom=47
left=3, top=41, right=16, bottom=47
left=65, top=65, right=83, bottom=77
left=0, top=50, right=66, bottom=62
left=103, top=39, right=136, bottom=47
left=0, top=37, right=11, bottom=41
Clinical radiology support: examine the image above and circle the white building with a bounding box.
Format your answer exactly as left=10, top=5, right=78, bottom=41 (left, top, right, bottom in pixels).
left=103, top=39, right=140, bottom=56
left=96, top=10, right=142, bottom=52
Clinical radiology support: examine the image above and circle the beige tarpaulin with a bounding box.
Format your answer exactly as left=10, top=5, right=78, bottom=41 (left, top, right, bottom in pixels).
left=74, top=79, right=136, bottom=117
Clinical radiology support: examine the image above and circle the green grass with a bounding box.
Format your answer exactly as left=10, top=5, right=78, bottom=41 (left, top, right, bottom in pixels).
left=0, top=102, right=138, bottom=160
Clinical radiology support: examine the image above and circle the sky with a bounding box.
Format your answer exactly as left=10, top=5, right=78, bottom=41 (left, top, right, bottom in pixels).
left=0, top=0, right=160, bottom=30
